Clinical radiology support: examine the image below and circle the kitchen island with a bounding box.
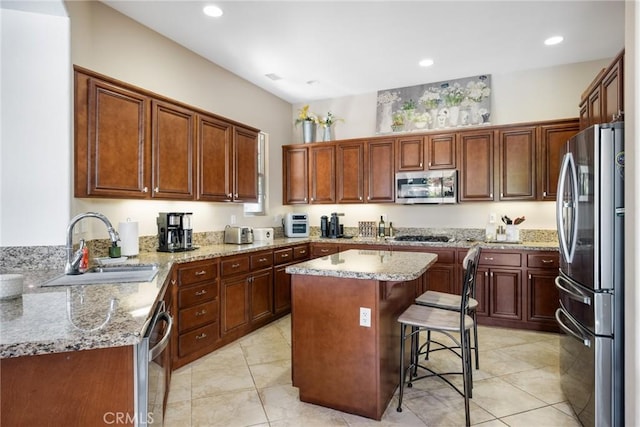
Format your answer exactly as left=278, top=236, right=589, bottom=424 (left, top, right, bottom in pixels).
left=286, top=249, right=438, bottom=420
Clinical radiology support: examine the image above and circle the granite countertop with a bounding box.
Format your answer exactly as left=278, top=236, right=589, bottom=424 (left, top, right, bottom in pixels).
left=286, top=249, right=438, bottom=282
left=0, top=236, right=556, bottom=359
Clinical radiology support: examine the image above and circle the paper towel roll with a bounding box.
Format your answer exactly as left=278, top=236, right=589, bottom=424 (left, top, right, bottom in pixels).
left=119, top=220, right=139, bottom=256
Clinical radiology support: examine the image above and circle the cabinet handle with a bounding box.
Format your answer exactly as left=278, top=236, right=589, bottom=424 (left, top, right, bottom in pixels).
left=195, top=289, right=207, bottom=296
left=528, top=274, right=532, bottom=280
left=195, top=270, right=207, bottom=276
left=228, top=193, right=232, bottom=198
left=304, top=197, right=307, bottom=202
left=484, top=272, right=489, bottom=278
left=484, top=257, right=494, bottom=261
left=235, top=193, right=239, bottom=198
left=142, top=186, right=148, bottom=193
left=231, top=263, right=241, bottom=268
left=299, top=250, right=306, bottom=254
left=367, top=196, right=371, bottom=200
left=171, top=279, right=176, bottom=285
left=195, top=310, right=207, bottom=316
left=490, top=272, right=494, bottom=278
left=490, top=193, right=493, bottom=198
left=420, top=162, right=423, bottom=168
left=281, top=253, right=289, bottom=258
left=154, top=187, right=159, bottom=193
left=541, top=259, right=554, bottom=264
left=359, top=196, right=363, bottom=200
left=543, top=191, right=547, bottom=197
left=195, top=333, right=207, bottom=340
left=321, top=249, right=329, bottom=253
left=258, top=257, right=268, bottom=262
left=311, top=197, right=315, bottom=201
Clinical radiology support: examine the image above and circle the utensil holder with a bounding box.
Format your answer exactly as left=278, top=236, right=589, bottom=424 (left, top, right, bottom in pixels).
left=506, top=225, right=519, bottom=242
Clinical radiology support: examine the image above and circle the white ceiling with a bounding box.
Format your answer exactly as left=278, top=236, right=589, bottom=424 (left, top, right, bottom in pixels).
left=102, top=1, right=622, bottom=104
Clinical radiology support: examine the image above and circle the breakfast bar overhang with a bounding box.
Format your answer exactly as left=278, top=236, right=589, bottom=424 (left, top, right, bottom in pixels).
left=286, top=249, right=438, bottom=420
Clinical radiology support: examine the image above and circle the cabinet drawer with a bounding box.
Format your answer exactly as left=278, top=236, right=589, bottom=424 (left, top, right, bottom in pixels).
left=293, top=245, right=310, bottom=260
left=479, top=251, right=521, bottom=267
left=527, top=253, right=559, bottom=269
left=178, top=282, right=217, bottom=308
left=426, top=248, right=455, bottom=264
left=312, top=244, right=339, bottom=257
left=274, top=248, right=294, bottom=265
left=221, top=255, right=251, bottom=277
left=178, top=300, right=218, bottom=333
left=178, top=262, right=218, bottom=286
left=178, top=323, right=219, bottom=357
left=251, top=251, right=273, bottom=269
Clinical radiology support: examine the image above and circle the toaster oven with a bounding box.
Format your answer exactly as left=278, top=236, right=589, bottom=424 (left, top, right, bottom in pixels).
left=283, top=213, right=309, bottom=237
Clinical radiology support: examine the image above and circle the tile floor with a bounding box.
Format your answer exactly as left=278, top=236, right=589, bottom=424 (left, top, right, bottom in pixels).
left=164, top=315, right=581, bottom=426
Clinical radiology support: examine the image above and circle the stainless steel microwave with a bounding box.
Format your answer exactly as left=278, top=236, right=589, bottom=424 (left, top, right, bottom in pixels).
left=395, top=170, right=457, bottom=204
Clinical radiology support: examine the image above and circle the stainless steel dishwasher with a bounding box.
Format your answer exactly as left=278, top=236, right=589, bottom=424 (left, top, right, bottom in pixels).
left=135, top=300, right=173, bottom=426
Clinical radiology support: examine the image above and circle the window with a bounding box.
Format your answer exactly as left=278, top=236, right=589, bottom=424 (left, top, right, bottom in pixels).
left=244, top=132, right=267, bottom=216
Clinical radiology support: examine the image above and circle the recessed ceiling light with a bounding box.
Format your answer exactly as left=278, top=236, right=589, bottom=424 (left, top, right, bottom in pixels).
left=306, top=80, right=319, bottom=85
left=203, top=5, right=223, bottom=18
left=265, top=73, right=283, bottom=81
left=544, top=36, right=564, bottom=46
left=419, top=58, right=434, bottom=67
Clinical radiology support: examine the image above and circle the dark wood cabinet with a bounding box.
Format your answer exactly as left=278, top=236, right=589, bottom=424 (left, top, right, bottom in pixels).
left=311, top=242, right=340, bottom=258
left=309, top=144, right=336, bottom=204
left=426, top=132, right=457, bottom=170
left=151, top=100, right=195, bottom=199
left=579, top=50, right=624, bottom=130
left=282, top=146, right=309, bottom=204
left=497, top=125, right=537, bottom=201
left=74, top=66, right=259, bottom=202
left=396, top=136, right=425, bottom=171
left=458, top=130, right=495, bottom=201
left=337, top=141, right=365, bottom=203
left=525, top=252, right=560, bottom=332
left=75, top=73, right=151, bottom=198
left=537, top=119, right=579, bottom=201
left=274, top=244, right=310, bottom=314
left=366, top=139, right=395, bottom=202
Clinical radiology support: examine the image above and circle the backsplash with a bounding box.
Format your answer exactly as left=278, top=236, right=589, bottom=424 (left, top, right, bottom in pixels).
left=0, top=227, right=556, bottom=271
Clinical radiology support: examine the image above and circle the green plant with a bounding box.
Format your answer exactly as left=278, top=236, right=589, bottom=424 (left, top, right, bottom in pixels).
left=318, top=111, right=343, bottom=128
left=392, top=112, right=404, bottom=126
left=401, top=99, right=417, bottom=110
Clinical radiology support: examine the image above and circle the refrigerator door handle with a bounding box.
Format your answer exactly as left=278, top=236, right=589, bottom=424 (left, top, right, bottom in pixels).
left=555, top=308, right=591, bottom=347
left=556, top=152, right=579, bottom=263
left=555, top=275, right=591, bottom=305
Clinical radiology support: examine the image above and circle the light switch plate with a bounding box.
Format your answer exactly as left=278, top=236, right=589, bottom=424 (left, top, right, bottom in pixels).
left=359, top=307, right=371, bottom=327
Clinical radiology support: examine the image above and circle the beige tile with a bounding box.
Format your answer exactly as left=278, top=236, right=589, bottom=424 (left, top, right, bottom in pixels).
left=402, top=382, right=495, bottom=426
left=477, top=348, right=539, bottom=377
left=191, top=363, right=255, bottom=399
left=250, top=358, right=292, bottom=389
left=553, top=401, right=579, bottom=419
left=259, top=384, right=348, bottom=424
left=341, top=394, right=430, bottom=426
left=500, top=405, right=582, bottom=426
left=470, top=377, right=547, bottom=418
left=167, top=367, right=192, bottom=403
left=163, top=400, right=191, bottom=427
left=476, top=326, right=535, bottom=350
left=190, top=343, right=247, bottom=374
left=501, top=366, right=565, bottom=404
left=241, top=334, right=292, bottom=365
left=500, top=340, right=560, bottom=368
left=473, top=420, right=508, bottom=427
left=191, top=389, right=268, bottom=427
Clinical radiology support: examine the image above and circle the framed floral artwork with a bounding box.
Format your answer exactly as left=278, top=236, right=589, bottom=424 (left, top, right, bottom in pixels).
left=376, top=74, right=491, bottom=134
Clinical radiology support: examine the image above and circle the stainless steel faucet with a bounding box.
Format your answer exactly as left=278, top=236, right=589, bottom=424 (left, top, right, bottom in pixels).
left=65, top=212, right=120, bottom=275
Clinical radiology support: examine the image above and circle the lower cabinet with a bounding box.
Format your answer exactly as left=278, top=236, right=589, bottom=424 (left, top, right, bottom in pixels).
left=274, top=244, right=310, bottom=314
left=525, top=252, right=561, bottom=331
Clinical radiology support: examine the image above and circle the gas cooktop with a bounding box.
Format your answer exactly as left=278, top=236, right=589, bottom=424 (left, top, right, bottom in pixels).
left=393, top=235, right=453, bottom=243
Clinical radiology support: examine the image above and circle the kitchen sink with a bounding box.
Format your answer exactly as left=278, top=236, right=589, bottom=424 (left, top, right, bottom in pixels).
left=43, top=264, right=159, bottom=287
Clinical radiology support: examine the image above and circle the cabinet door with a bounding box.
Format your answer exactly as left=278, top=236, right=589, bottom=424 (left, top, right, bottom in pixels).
left=274, top=264, right=292, bottom=314
left=283, top=146, right=308, bottom=204
left=233, top=127, right=259, bottom=202
left=250, top=269, right=274, bottom=323
left=366, top=139, right=395, bottom=202
left=579, top=101, right=589, bottom=130
left=396, top=136, right=425, bottom=171
left=196, top=114, right=232, bottom=201
left=78, top=76, right=151, bottom=198
left=427, top=133, right=456, bottom=170
left=220, top=275, right=250, bottom=336
left=601, top=54, right=623, bottom=123
left=425, top=265, right=456, bottom=294
left=309, top=145, right=336, bottom=204
left=151, top=100, right=195, bottom=199
left=538, top=120, right=578, bottom=201
left=498, top=126, right=536, bottom=201
left=458, top=130, right=494, bottom=201
left=588, top=86, right=602, bottom=128
left=336, top=141, right=365, bottom=203
left=526, top=269, right=560, bottom=329
left=474, top=267, right=490, bottom=318
left=489, top=268, right=522, bottom=321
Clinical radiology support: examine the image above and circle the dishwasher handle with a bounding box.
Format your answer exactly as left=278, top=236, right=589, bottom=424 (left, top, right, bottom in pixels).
left=149, top=311, right=173, bottom=360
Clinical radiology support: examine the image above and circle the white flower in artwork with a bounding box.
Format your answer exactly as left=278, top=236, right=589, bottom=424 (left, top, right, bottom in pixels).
left=377, top=91, right=400, bottom=105
left=465, top=80, right=491, bottom=103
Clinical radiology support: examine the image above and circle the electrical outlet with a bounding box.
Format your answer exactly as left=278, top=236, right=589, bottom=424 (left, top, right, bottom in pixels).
left=489, top=212, right=497, bottom=224
left=359, top=307, right=371, bottom=327
left=230, top=214, right=237, bottom=225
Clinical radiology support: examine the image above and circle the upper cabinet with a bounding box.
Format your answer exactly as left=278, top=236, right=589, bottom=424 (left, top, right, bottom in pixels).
left=366, top=139, right=395, bottom=203
left=74, top=66, right=259, bottom=202
left=497, top=125, right=537, bottom=201
left=395, top=136, right=424, bottom=171
left=309, top=144, right=336, bottom=204
left=538, top=119, right=580, bottom=201
left=579, top=49, right=624, bottom=130
left=426, top=132, right=457, bottom=170
left=336, top=141, right=365, bottom=203
left=282, top=146, right=309, bottom=204
left=458, top=129, right=495, bottom=202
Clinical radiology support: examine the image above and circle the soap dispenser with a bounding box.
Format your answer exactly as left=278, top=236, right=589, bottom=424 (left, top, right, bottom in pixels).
left=485, top=214, right=497, bottom=242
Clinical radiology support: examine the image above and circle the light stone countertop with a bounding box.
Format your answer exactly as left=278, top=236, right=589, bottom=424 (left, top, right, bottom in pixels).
left=285, top=249, right=438, bottom=282
left=0, top=236, right=556, bottom=359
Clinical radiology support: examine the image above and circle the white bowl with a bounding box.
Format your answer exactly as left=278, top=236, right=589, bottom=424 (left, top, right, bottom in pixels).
left=0, top=274, right=24, bottom=300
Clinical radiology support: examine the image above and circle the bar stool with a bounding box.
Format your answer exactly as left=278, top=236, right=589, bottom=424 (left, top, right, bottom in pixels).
left=396, top=252, right=479, bottom=427
left=416, top=245, right=481, bottom=369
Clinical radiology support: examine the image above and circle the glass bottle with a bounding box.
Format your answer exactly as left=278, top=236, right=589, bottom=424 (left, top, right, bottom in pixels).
left=378, top=216, right=385, bottom=238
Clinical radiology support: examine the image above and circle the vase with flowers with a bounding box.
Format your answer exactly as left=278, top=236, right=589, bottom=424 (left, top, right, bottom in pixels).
left=419, top=87, right=441, bottom=129
left=295, top=105, right=319, bottom=143
left=441, top=83, right=465, bottom=127
left=318, top=111, right=343, bottom=141
left=391, top=112, right=405, bottom=132
left=464, top=80, right=491, bottom=124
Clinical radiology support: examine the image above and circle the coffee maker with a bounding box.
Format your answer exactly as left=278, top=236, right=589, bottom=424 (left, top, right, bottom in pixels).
left=157, top=212, right=194, bottom=252
left=326, top=212, right=344, bottom=238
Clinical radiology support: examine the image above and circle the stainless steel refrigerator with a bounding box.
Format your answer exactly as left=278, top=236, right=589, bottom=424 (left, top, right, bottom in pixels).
left=555, top=122, right=624, bottom=427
